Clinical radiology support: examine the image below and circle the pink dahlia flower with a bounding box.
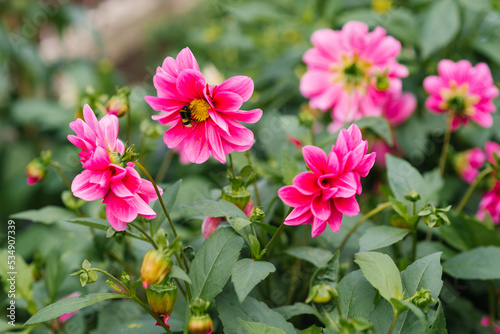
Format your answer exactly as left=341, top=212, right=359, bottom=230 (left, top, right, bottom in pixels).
left=485, top=141, right=500, bottom=167
left=278, top=124, right=375, bottom=237
left=145, top=47, right=262, bottom=164
left=201, top=200, right=254, bottom=238
left=384, top=92, right=416, bottom=126
left=300, top=22, right=408, bottom=131
left=477, top=182, right=500, bottom=224
left=68, top=105, right=162, bottom=231
left=423, top=60, right=499, bottom=130
left=454, top=148, right=486, bottom=183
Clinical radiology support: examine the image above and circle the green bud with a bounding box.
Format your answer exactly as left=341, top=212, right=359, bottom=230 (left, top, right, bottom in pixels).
left=298, top=110, right=315, bottom=129
left=106, top=279, right=124, bottom=293
left=105, top=86, right=130, bottom=117
left=188, top=314, right=214, bottom=334
left=61, top=190, right=85, bottom=211
left=121, top=272, right=130, bottom=285
left=418, top=204, right=451, bottom=228
left=408, top=288, right=436, bottom=312
left=404, top=190, right=421, bottom=202
left=146, top=282, right=178, bottom=316
left=250, top=207, right=265, bottom=224
left=306, top=284, right=338, bottom=304
left=375, top=76, right=390, bottom=91
left=221, top=185, right=251, bottom=211
left=141, top=249, right=173, bottom=289
left=189, top=298, right=212, bottom=315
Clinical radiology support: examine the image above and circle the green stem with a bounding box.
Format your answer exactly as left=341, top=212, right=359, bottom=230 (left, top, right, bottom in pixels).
left=134, top=161, right=191, bottom=275
left=339, top=202, right=391, bottom=251
left=93, top=269, right=172, bottom=334
left=130, top=222, right=158, bottom=249
left=262, top=207, right=293, bottom=257
left=439, top=111, right=454, bottom=177
left=245, top=151, right=261, bottom=206
left=411, top=229, right=418, bottom=262
left=456, top=166, right=494, bottom=214
left=174, top=253, right=192, bottom=300
left=488, top=280, right=496, bottom=330
left=50, top=161, right=72, bottom=191
left=333, top=295, right=342, bottom=318
left=156, top=149, right=175, bottom=184
left=387, top=310, right=400, bottom=334
left=228, top=153, right=236, bottom=178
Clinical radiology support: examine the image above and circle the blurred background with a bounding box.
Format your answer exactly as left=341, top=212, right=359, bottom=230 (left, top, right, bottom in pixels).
left=3, top=0, right=500, bottom=332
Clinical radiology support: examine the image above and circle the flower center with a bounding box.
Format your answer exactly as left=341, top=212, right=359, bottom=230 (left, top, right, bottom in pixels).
left=439, top=82, right=480, bottom=117
left=331, top=54, right=374, bottom=93
left=189, top=99, right=210, bottom=122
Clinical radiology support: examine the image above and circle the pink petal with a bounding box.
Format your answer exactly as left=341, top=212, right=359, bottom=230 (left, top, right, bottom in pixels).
left=334, top=196, right=360, bottom=216
left=328, top=206, right=343, bottom=232
left=216, top=76, right=254, bottom=101
left=302, top=146, right=327, bottom=175
left=107, top=213, right=128, bottom=231
left=71, top=170, right=108, bottom=201
left=437, top=59, right=457, bottom=82
left=103, top=192, right=138, bottom=223
left=278, top=185, right=313, bottom=207
left=331, top=172, right=357, bottom=198
left=212, top=91, right=244, bottom=111
left=208, top=109, right=229, bottom=134
left=311, top=195, right=331, bottom=220
left=207, top=124, right=226, bottom=163
left=293, top=172, right=320, bottom=195
left=83, top=146, right=111, bottom=171
left=163, top=121, right=194, bottom=148
left=218, top=109, right=262, bottom=124
left=311, top=216, right=327, bottom=237
left=176, top=69, right=205, bottom=100
left=285, top=206, right=313, bottom=226
left=145, top=96, right=186, bottom=112
left=176, top=47, right=200, bottom=72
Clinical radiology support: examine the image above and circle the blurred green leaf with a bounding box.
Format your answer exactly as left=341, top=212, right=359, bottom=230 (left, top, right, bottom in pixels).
left=338, top=270, right=377, bottom=319
left=10, top=99, right=73, bottom=131
left=10, top=206, right=77, bottom=224
left=356, top=117, right=393, bottom=146
left=285, top=247, right=333, bottom=267
left=359, top=226, right=410, bottom=252
left=238, top=319, right=286, bottom=334
left=275, top=303, right=317, bottom=320
left=443, top=246, right=500, bottom=280
left=231, top=259, right=275, bottom=303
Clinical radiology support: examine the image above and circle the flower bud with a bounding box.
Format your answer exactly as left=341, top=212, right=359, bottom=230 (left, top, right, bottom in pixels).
left=201, top=216, right=223, bottom=239
left=141, top=249, right=173, bottom=289
left=409, top=288, right=436, bottom=312
left=105, top=87, right=130, bottom=117
left=250, top=206, right=265, bottom=224
left=26, top=159, right=47, bottom=185
left=306, top=284, right=338, bottom=304
left=221, top=185, right=251, bottom=211
left=188, top=314, right=213, bottom=334
left=146, top=282, right=178, bottom=327
left=298, top=110, right=315, bottom=129
left=404, top=190, right=421, bottom=202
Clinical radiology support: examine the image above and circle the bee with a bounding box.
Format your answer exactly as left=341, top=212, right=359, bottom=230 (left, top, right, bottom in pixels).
left=180, top=106, right=193, bottom=127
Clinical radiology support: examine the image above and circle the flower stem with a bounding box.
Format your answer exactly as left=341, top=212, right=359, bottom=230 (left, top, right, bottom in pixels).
left=134, top=161, right=191, bottom=275
left=262, top=207, right=293, bottom=257
left=156, top=149, right=175, bottom=184
left=245, top=151, right=261, bottom=206
left=93, top=269, right=172, bottom=334
left=387, top=310, right=400, bottom=334
left=50, top=161, right=72, bottom=191
left=339, top=202, right=391, bottom=251
left=456, top=166, right=494, bottom=214
left=411, top=229, right=418, bottom=262
left=439, top=111, right=454, bottom=177
left=130, top=222, right=158, bottom=249
left=228, top=153, right=237, bottom=178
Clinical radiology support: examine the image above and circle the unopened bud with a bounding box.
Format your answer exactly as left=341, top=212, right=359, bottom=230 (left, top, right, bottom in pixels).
left=26, top=159, right=47, bottom=185
left=298, top=110, right=315, bottom=129
left=404, top=190, right=421, bottom=202
left=188, top=314, right=213, bottom=334
left=306, top=284, right=338, bottom=304
left=146, top=282, right=178, bottom=327
left=250, top=207, right=265, bottom=224
left=221, top=185, right=251, bottom=211
left=141, top=249, right=173, bottom=289
left=409, top=288, right=436, bottom=312
left=105, top=87, right=130, bottom=117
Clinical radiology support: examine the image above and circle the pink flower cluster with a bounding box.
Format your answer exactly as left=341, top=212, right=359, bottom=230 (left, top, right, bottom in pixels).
left=424, top=59, right=498, bottom=130
left=146, top=47, right=262, bottom=164
left=68, top=105, right=162, bottom=231
left=278, top=124, right=375, bottom=237
left=300, top=21, right=414, bottom=131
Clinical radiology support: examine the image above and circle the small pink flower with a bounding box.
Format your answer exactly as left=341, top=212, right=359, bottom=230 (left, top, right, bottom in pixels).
left=480, top=315, right=500, bottom=333
left=485, top=141, right=500, bottom=167
left=454, top=148, right=486, bottom=183
left=300, top=22, right=408, bottom=131
left=52, top=292, right=82, bottom=328
left=68, top=105, right=162, bottom=231
left=423, top=60, right=499, bottom=130
left=371, top=139, right=391, bottom=168
left=477, top=182, right=500, bottom=224
left=278, top=124, right=375, bottom=237
left=287, top=135, right=304, bottom=150
left=384, top=92, right=416, bottom=126
left=201, top=200, right=254, bottom=238
left=146, top=47, right=262, bottom=164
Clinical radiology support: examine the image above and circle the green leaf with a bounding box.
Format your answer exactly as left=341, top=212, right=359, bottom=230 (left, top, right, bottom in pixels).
left=153, top=180, right=182, bottom=233
left=238, top=319, right=286, bottom=334
left=231, top=259, right=275, bottom=303
left=169, top=265, right=192, bottom=285
left=274, top=303, right=317, bottom=320
left=184, top=200, right=247, bottom=220
left=355, top=117, right=393, bottom=146
left=419, top=0, right=460, bottom=57
left=390, top=197, right=409, bottom=220
left=338, top=270, right=377, bottom=319
left=285, top=247, right=333, bottom=267
left=64, top=218, right=147, bottom=242
left=281, top=149, right=301, bottom=185
left=189, top=228, right=244, bottom=300
left=310, top=250, right=340, bottom=289
left=10, top=206, right=76, bottom=224
left=354, top=252, right=403, bottom=304
left=11, top=99, right=74, bottom=130
left=25, top=293, right=128, bottom=325
left=229, top=217, right=253, bottom=232
left=216, top=293, right=296, bottom=334
left=0, top=250, right=34, bottom=304
left=429, top=302, right=447, bottom=334
left=390, top=299, right=429, bottom=333
left=359, top=226, right=410, bottom=252
left=401, top=253, right=443, bottom=300
left=443, top=246, right=500, bottom=280
left=299, top=325, right=323, bottom=334
left=45, top=249, right=68, bottom=302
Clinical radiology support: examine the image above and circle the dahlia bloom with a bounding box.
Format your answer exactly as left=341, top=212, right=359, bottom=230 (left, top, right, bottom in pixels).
left=454, top=148, right=486, bottom=183
left=278, top=124, right=375, bottom=237
left=201, top=200, right=254, bottom=238
left=68, top=105, right=162, bottom=231
left=423, top=60, right=498, bottom=130
left=477, top=182, right=500, bottom=224
left=485, top=141, right=500, bottom=167
left=300, top=22, right=408, bottom=131
left=145, top=47, right=262, bottom=164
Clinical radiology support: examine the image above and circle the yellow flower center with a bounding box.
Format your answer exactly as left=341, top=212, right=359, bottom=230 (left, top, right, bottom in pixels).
left=189, top=99, right=211, bottom=122
left=439, top=81, right=480, bottom=117
left=330, top=54, right=374, bottom=94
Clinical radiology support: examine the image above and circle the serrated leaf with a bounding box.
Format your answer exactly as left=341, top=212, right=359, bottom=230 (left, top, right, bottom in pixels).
left=189, top=228, right=244, bottom=300
left=359, top=226, right=410, bottom=252
left=285, top=247, right=333, bottom=267
left=25, top=293, right=128, bottom=325
left=429, top=302, right=447, bottom=334
left=443, top=246, right=500, bottom=280
left=231, top=259, right=275, bottom=303
left=354, top=252, right=403, bottom=305
left=401, top=253, right=443, bottom=299
left=238, top=319, right=286, bottom=334
left=169, top=265, right=192, bottom=285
